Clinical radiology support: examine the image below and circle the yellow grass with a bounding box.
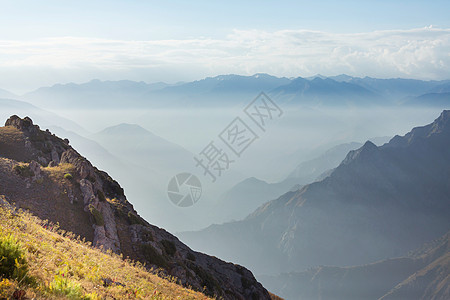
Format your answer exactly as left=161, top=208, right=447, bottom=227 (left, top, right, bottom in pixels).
left=0, top=205, right=212, bottom=299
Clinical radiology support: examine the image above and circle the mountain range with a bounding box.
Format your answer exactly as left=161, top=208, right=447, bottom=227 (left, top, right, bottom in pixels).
left=260, top=230, right=450, bottom=299
left=214, top=142, right=367, bottom=223
left=2, top=74, right=447, bottom=109
left=179, top=110, right=450, bottom=287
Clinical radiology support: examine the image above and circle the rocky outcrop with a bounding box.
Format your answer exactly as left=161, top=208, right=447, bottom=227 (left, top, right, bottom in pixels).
left=5, top=115, right=37, bottom=133
left=1, top=115, right=271, bottom=299
left=5, top=115, right=69, bottom=167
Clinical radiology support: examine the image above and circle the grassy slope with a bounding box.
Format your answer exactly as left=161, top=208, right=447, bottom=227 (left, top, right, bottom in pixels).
left=0, top=200, right=211, bottom=300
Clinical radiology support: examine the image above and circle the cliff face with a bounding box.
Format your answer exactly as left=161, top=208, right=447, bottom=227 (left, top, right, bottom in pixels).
left=0, top=115, right=271, bottom=300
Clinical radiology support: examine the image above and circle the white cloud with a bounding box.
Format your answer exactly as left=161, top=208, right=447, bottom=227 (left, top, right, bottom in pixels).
left=0, top=27, right=449, bottom=93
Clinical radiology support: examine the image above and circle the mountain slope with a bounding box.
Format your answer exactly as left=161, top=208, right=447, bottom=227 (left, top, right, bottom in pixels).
left=22, top=79, right=169, bottom=109
left=92, top=123, right=193, bottom=174
left=0, top=115, right=272, bottom=299
left=0, top=88, right=18, bottom=99
left=260, top=231, right=450, bottom=300
left=216, top=142, right=364, bottom=223
left=0, top=98, right=87, bottom=135
left=0, top=197, right=212, bottom=299
left=180, top=111, right=450, bottom=276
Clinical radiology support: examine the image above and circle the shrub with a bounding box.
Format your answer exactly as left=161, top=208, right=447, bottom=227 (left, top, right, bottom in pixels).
left=97, top=190, right=106, bottom=202
left=186, top=252, right=196, bottom=261
left=127, top=211, right=145, bottom=226
left=0, top=278, right=14, bottom=298
left=140, top=244, right=168, bottom=269
left=13, top=164, right=33, bottom=178
left=88, top=205, right=104, bottom=226
left=161, top=239, right=176, bottom=257
left=187, top=262, right=221, bottom=296
left=48, top=274, right=84, bottom=299
left=241, top=276, right=252, bottom=289
left=64, top=173, right=73, bottom=180
left=0, top=235, right=29, bottom=282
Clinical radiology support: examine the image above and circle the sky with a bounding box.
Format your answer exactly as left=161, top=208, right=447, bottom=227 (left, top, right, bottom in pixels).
left=0, top=0, right=449, bottom=93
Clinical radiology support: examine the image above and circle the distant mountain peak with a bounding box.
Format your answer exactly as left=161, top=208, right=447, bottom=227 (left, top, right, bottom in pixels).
left=387, top=109, right=450, bottom=148
left=342, top=140, right=378, bottom=165
left=432, top=109, right=450, bottom=132
left=97, top=123, right=150, bottom=136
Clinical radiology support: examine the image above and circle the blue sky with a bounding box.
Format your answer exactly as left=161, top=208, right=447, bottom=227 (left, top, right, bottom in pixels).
left=2, top=0, right=449, bottom=39
left=0, top=0, right=449, bottom=93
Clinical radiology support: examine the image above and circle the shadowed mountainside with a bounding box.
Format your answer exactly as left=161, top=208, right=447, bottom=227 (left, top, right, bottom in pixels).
left=259, top=231, right=449, bottom=300
left=180, top=111, right=450, bottom=277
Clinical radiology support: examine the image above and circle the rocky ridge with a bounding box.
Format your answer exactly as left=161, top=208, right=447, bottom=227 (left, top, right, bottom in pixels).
left=0, top=115, right=271, bottom=300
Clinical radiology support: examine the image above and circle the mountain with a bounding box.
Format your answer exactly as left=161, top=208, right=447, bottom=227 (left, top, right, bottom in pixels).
left=404, top=92, right=450, bottom=107
left=0, top=88, right=18, bottom=99
left=286, top=141, right=363, bottom=182
left=429, top=82, right=450, bottom=94
left=345, top=77, right=448, bottom=100
left=260, top=231, right=450, bottom=300
left=179, top=110, right=450, bottom=276
left=0, top=197, right=214, bottom=299
left=92, top=123, right=193, bottom=174
left=0, top=115, right=272, bottom=299
left=22, top=79, right=171, bottom=109
left=20, top=75, right=450, bottom=109
left=23, top=74, right=291, bottom=109
left=214, top=177, right=298, bottom=223
left=269, top=77, right=381, bottom=106
left=155, top=73, right=290, bottom=95
left=0, top=98, right=88, bottom=135
left=215, top=142, right=364, bottom=223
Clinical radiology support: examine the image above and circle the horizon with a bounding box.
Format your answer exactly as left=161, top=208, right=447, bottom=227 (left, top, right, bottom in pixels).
left=1, top=1, right=449, bottom=93
left=2, top=72, right=450, bottom=96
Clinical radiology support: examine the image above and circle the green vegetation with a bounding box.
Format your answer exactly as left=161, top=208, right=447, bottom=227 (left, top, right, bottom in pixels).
left=47, top=272, right=85, bottom=299
left=127, top=211, right=146, bottom=226
left=64, top=173, right=73, bottom=180
left=0, top=204, right=211, bottom=299
left=12, top=164, right=33, bottom=178
left=88, top=204, right=104, bottom=226
left=0, top=234, right=30, bottom=283
left=97, top=190, right=106, bottom=202
left=161, top=240, right=176, bottom=257
left=186, top=252, right=196, bottom=261
left=140, top=244, right=168, bottom=269
left=187, top=262, right=221, bottom=297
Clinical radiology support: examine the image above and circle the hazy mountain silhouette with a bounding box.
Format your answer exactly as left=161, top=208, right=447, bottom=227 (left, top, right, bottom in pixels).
left=269, top=77, right=380, bottom=106
left=23, top=79, right=171, bottom=108
left=405, top=92, right=450, bottom=107
left=260, top=231, right=450, bottom=300
left=347, top=77, right=447, bottom=99
left=92, top=123, right=193, bottom=174
left=0, top=88, right=18, bottom=99
left=20, top=75, right=450, bottom=109
left=215, top=142, right=366, bottom=223
left=180, top=111, right=450, bottom=276
left=0, top=98, right=88, bottom=134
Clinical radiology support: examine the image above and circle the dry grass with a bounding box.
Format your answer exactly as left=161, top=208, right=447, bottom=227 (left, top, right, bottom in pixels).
left=44, top=163, right=77, bottom=182
left=0, top=204, right=212, bottom=299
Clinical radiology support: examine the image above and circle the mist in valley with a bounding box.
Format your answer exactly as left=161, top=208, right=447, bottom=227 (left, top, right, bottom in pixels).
left=1, top=2, right=449, bottom=298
